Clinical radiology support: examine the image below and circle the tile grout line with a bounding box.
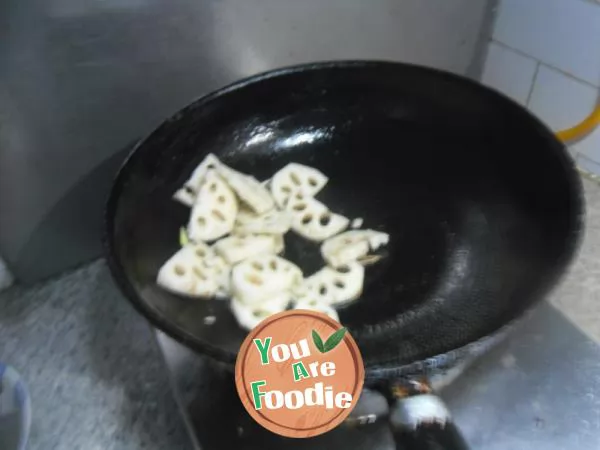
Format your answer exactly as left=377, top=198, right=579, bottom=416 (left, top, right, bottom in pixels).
left=521, top=58, right=579, bottom=159
left=491, top=40, right=600, bottom=90
left=577, top=154, right=600, bottom=174
left=525, top=62, right=541, bottom=107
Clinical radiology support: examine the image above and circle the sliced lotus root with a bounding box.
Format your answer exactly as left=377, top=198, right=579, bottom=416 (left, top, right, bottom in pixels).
left=187, top=169, right=238, bottom=242
left=235, top=208, right=292, bottom=235
left=213, top=233, right=281, bottom=265
left=173, top=154, right=221, bottom=207
left=270, top=163, right=328, bottom=208
left=231, top=292, right=291, bottom=330
left=231, top=254, right=303, bottom=305
left=273, top=234, right=285, bottom=254
left=321, top=229, right=390, bottom=267
left=300, top=262, right=364, bottom=306
left=199, top=252, right=231, bottom=295
left=217, top=164, right=274, bottom=214
left=157, top=243, right=226, bottom=298
left=351, top=218, right=364, bottom=229
left=286, top=196, right=349, bottom=242
left=292, top=297, right=339, bottom=322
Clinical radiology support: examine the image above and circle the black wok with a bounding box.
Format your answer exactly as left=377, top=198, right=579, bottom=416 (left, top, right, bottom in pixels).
left=104, top=61, right=583, bottom=449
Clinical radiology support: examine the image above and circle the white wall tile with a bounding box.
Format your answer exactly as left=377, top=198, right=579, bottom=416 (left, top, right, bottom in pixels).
left=574, top=125, right=600, bottom=167
left=528, top=66, right=598, bottom=140
left=481, top=42, right=537, bottom=104
left=493, top=0, right=600, bottom=86
left=577, top=154, right=600, bottom=176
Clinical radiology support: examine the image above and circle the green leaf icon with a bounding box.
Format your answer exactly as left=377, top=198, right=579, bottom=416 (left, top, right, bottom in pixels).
left=312, top=330, right=325, bottom=353
left=323, top=327, right=347, bottom=353
left=312, top=327, right=348, bottom=353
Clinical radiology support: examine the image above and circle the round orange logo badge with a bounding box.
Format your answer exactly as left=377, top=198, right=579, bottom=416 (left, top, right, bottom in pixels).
left=235, top=310, right=364, bottom=438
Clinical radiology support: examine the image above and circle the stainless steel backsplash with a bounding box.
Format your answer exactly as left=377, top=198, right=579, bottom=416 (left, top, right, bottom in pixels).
left=0, top=0, right=492, bottom=282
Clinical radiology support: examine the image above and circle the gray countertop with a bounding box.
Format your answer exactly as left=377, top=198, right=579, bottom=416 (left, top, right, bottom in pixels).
left=1, top=177, right=600, bottom=449
left=0, top=262, right=193, bottom=450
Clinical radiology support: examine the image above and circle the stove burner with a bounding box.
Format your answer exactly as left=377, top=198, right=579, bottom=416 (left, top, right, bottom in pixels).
left=156, top=302, right=600, bottom=450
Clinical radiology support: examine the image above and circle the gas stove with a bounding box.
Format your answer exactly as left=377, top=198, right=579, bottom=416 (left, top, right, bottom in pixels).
left=156, top=302, right=600, bottom=449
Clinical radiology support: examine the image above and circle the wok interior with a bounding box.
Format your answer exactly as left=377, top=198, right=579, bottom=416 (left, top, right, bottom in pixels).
left=108, top=63, right=582, bottom=367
